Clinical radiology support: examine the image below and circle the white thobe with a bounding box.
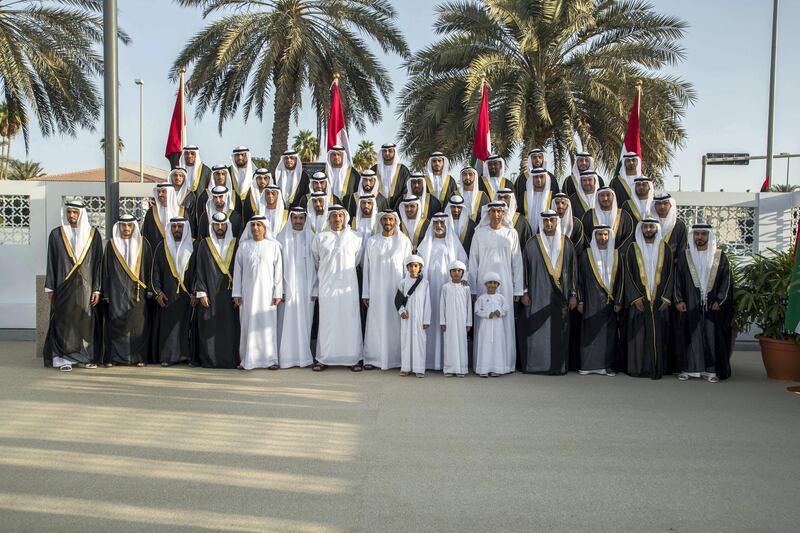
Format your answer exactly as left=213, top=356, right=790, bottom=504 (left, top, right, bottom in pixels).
left=422, top=239, right=467, bottom=370
left=312, top=229, right=364, bottom=365
left=468, top=226, right=524, bottom=370
left=440, top=282, right=472, bottom=374
left=398, top=277, right=431, bottom=374
left=362, top=233, right=412, bottom=369
left=277, top=229, right=315, bottom=368
left=232, top=239, right=283, bottom=369
left=474, top=293, right=509, bottom=374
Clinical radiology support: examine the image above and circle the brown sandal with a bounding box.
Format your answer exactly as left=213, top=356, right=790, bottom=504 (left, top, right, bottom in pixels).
left=312, top=362, right=327, bottom=372
left=268, top=364, right=280, bottom=370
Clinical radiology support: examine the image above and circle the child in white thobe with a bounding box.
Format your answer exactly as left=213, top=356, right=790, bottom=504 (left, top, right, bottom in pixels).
left=440, top=260, right=472, bottom=377
left=474, top=271, right=509, bottom=377
left=398, top=255, right=431, bottom=377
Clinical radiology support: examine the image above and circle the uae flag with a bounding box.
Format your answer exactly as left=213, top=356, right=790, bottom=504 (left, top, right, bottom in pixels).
left=785, top=222, right=800, bottom=333
left=326, top=75, right=350, bottom=160
left=615, top=85, right=642, bottom=176
left=164, top=69, right=186, bottom=169
left=471, top=80, right=491, bottom=174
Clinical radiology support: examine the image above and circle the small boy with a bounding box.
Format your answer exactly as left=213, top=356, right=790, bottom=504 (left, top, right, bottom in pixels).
left=440, top=260, right=472, bottom=377
left=397, top=255, right=431, bottom=377
left=474, top=271, right=508, bottom=377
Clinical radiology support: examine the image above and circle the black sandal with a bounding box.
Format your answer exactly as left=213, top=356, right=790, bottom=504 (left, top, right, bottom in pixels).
left=312, top=362, right=327, bottom=372
left=350, top=363, right=363, bottom=372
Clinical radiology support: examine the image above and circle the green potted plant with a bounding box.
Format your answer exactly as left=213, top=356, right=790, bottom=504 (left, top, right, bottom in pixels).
left=728, top=255, right=749, bottom=355
left=736, top=248, right=800, bottom=380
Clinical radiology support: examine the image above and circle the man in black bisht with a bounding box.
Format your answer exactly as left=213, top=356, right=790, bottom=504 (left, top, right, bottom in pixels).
left=181, top=144, right=212, bottom=194
left=372, top=142, right=410, bottom=206
left=519, top=210, right=577, bottom=374
left=196, top=185, right=243, bottom=239
left=193, top=212, right=241, bottom=368
left=576, top=225, right=622, bottom=376
left=674, top=223, right=733, bottom=382
left=102, top=215, right=153, bottom=367
left=151, top=217, right=196, bottom=366
left=43, top=199, right=103, bottom=371
left=621, top=218, right=674, bottom=379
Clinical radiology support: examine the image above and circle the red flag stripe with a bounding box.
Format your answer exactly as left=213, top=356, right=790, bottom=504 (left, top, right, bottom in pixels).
left=327, top=80, right=346, bottom=152
left=471, top=81, right=491, bottom=161
left=164, top=76, right=185, bottom=158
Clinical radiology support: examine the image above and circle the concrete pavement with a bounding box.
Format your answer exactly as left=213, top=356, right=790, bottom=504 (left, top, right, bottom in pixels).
left=0, top=341, right=798, bottom=532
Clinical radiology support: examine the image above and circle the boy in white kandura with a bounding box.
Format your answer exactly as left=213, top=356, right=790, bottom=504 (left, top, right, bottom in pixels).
left=439, top=260, right=472, bottom=377
left=398, top=255, right=431, bottom=378
left=474, top=271, right=509, bottom=377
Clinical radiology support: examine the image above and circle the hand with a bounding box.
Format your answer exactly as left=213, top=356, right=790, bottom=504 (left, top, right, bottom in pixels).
left=199, top=296, right=210, bottom=308
left=232, top=297, right=241, bottom=309
left=633, top=298, right=644, bottom=312
left=400, top=310, right=409, bottom=319
left=712, top=302, right=721, bottom=311
left=155, top=292, right=167, bottom=308
left=90, top=292, right=100, bottom=307
left=675, top=302, right=687, bottom=313
left=461, top=280, right=469, bottom=286
left=440, top=325, right=447, bottom=332
left=613, top=304, right=622, bottom=313
left=659, top=299, right=670, bottom=312
left=576, top=302, right=584, bottom=314
left=466, top=326, right=471, bottom=332
left=423, top=325, right=429, bottom=330
left=568, top=296, right=577, bottom=311
left=362, top=298, right=369, bottom=307
left=189, top=295, right=197, bottom=308
left=513, top=296, right=520, bottom=303
left=47, top=292, right=53, bottom=303
left=103, top=297, right=110, bottom=304
left=272, top=297, right=283, bottom=306
left=520, top=294, right=531, bottom=306
left=311, top=296, right=317, bottom=302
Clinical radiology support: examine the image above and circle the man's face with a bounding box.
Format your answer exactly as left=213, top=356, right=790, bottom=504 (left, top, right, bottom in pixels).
left=624, top=157, right=638, bottom=175
left=330, top=151, right=344, bottom=167
left=487, top=159, right=501, bottom=177
left=450, top=204, right=463, bottom=220
left=406, top=262, right=422, bottom=278
left=635, top=181, right=650, bottom=199
left=693, top=230, right=709, bottom=249
left=598, top=191, right=613, bottom=209
left=157, top=188, right=168, bottom=205
left=171, top=223, right=184, bottom=241
left=498, top=194, right=512, bottom=209
left=119, top=222, right=134, bottom=239
left=284, top=155, right=297, bottom=170
left=172, top=172, right=186, bottom=188
left=213, top=171, right=227, bottom=186
left=184, top=151, right=197, bottom=166
left=433, top=219, right=446, bottom=238
left=576, top=156, right=591, bottom=172
left=430, top=157, right=444, bottom=173
left=360, top=200, right=374, bottom=217
left=213, top=195, right=226, bottom=210
left=361, top=176, right=376, bottom=192
left=654, top=200, right=671, bottom=218
left=212, top=222, right=228, bottom=238
left=642, top=223, right=658, bottom=240
left=403, top=202, right=419, bottom=219
left=533, top=173, right=546, bottom=190
left=489, top=208, right=504, bottom=227
left=250, top=221, right=266, bottom=240
left=410, top=179, right=424, bottom=196
left=381, top=215, right=396, bottom=235
left=291, top=213, right=306, bottom=231
left=66, top=208, right=80, bottom=227
left=461, top=170, right=476, bottom=187
left=234, top=152, right=248, bottom=167
left=266, top=189, right=279, bottom=208
left=312, top=198, right=325, bottom=215
left=312, top=179, right=327, bottom=193
left=581, top=175, right=596, bottom=193
left=530, top=153, right=543, bottom=168
left=256, top=175, right=270, bottom=191
left=381, top=147, right=395, bottom=163
left=594, top=229, right=610, bottom=249
left=329, top=211, right=345, bottom=231
left=542, top=217, right=558, bottom=236
left=554, top=198, right=568, bottom=216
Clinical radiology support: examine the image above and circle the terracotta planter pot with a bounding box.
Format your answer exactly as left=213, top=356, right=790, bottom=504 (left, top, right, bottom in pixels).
left=757, top=336, right=800, bottom=380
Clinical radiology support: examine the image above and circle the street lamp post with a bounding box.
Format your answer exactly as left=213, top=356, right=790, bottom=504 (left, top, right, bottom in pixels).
left=765, top=0, right=779, bottom=189
left=135, top=79, right=144, bottom=183
left=103, top=0, right=119, bottom=233
left=673, top=174, right=682, bottom=192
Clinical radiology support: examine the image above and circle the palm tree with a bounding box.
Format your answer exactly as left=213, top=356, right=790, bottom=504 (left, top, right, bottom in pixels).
left=397, top=0, right=695, bottom=179
left=768, top=183, right=799, bottom=193
left=8, top=160, right=45, bottom=180
left=0, top=1, right=130, bottom=151
left=99, top=137, right=125, bottom=153
left=0, top=101, right=23, bottom=180
left=353, top=140, right=377, bottom=172
left=292, top=130, right=319, bottom=163
left=172, top=0, right=409, bottom=171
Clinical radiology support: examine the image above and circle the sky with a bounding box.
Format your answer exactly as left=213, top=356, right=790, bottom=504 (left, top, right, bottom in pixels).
left=18, top=0, right=800, bottom=192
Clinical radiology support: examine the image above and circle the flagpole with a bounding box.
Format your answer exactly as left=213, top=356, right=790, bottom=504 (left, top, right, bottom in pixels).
left=103, top=0, right=119, bottom=234
left=179, top=67, right=186, bottom=149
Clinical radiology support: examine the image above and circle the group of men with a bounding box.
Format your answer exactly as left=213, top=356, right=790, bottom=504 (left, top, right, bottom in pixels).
left=43, top=143, right=733, bottom=381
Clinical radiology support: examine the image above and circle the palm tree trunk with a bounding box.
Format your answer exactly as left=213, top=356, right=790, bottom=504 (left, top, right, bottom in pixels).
left=269, top=84, right=293, bottom=172
left=0, top=138, right=7, bottom=180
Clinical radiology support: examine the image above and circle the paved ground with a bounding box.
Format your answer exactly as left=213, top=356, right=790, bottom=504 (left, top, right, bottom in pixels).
left=0, top=341, right=798, bottom=532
